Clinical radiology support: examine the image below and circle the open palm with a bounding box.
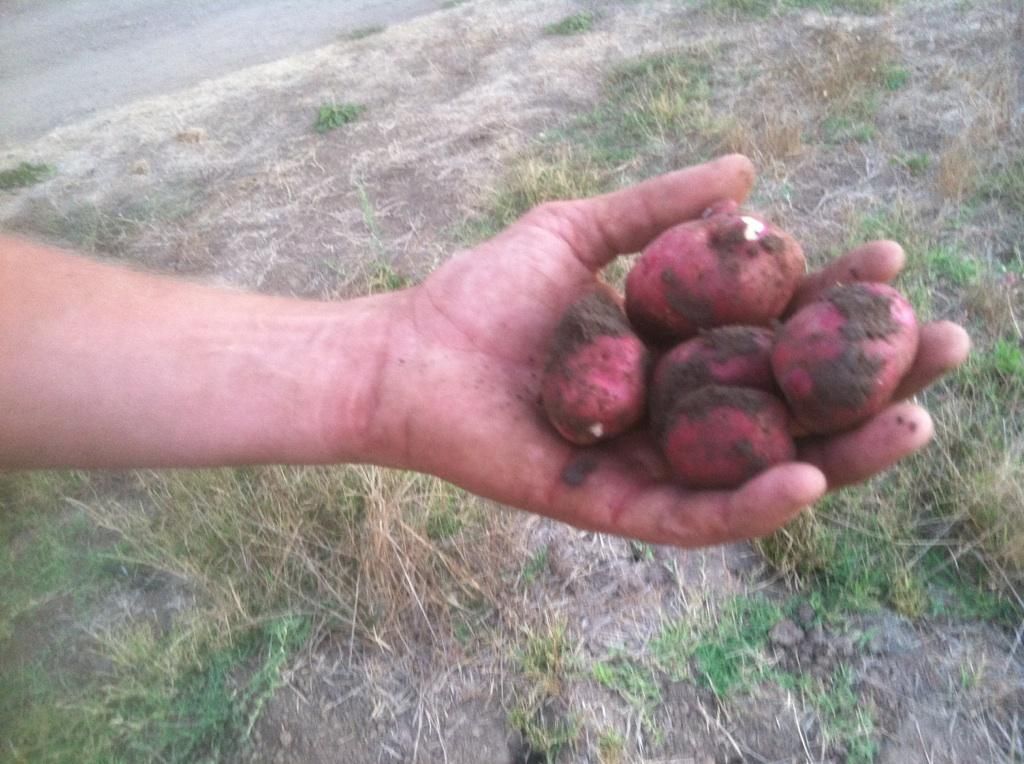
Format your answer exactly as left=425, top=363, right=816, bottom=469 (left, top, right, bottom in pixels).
left=378, top=156, right=969, bottom=546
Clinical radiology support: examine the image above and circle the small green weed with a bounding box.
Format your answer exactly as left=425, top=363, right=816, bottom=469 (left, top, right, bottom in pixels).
left=426, top=503, right=464, bottom=541
left=519, top=619, right=576, bottom=689
left=347, top=25, right=385, bottom=39
left=708, top=0, right=894, bottom=16
left=596, top=729, right=627, bottom=764
left=822, top=115, right=876, bottom=143
left=592, top=654, right=661, bottom=730
left=882, top=65, right=910, bottom=90
left=544, top=12, right=596, bottom=36
left=628, top=540, right=655, bottom=562
left=520, top=544, right=550, bottom=585
left=364, top=260, right=409, bottom=293
left=894, top=151, right=931, bottom=176
left=510, top=619, right=581, bottom=760
left=314, top=102, right=364, bottom=133
left=0, top=162, right=54, bottom=191
left=508, top=705, right=580, bottom=762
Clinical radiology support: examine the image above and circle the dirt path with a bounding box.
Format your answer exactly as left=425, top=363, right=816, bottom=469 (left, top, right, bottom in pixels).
left=0, top=0, right=442, bottom=143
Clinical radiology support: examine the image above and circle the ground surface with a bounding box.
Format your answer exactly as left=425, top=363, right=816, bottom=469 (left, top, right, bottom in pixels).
left=1, top=0, right=1023, bottom=762
left=0, top=0, right=442, bottom=143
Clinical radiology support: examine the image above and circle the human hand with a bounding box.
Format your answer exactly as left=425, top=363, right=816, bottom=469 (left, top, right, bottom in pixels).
left=373, top=155, right=969, bottom=547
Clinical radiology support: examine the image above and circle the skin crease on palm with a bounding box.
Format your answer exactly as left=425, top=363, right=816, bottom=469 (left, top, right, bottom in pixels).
left=377, top=155, right=971, bottom=548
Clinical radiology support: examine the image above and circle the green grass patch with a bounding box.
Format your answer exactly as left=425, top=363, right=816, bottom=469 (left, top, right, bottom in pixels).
left=361, top=260, right=409, bottom=293
left=920, top=547, right=1019, bottom=624
left=314, top=102, right=364, bottom=133
left=822, top=114, right=876, bottom=143
left=784, top=665, right=879, bottom=764
left=0, top=472, right=105, bottom=639
left=0, top=162, right=54, bottom=191
left=757, top=498, right=929, bottom=620
left=508, top=706, right=580, bottom=763
left=652, top=595, right=782, bottom=697
left=652, top=595, right=882, bottom=756
left=2, top=614, right=310, bottom=763
left=989, top=338, right=1024, bottom=381
left=922, top=244, right=982, bottom=287
left=544, top=12, right=596, bottom=36
left=822, top=91, right=881, bottom=144
left=0, top=470, right=315, bottom=762
left=459, top=146, right=607, bottom=242
left=519, top=619, right=576, bottom=684
left=8, top=187, right=205, bottom=256
left=577, top=51, right=715, bottom=166
left=980, top=155, right=1024, bottom=213
left=425, top=494, right=465, bottom=541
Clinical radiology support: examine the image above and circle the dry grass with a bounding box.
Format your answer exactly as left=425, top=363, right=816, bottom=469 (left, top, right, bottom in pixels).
left=935, top=46, right=1019, bottom=200
left=84, top=465, right=520, bottom=657
left=487, top=146, right=607, bottom=227
left=792, top=25, right=896, bottom=107
left=721, top=108, right=805, bottom=165
left=937, top=136, right=983, bottom=200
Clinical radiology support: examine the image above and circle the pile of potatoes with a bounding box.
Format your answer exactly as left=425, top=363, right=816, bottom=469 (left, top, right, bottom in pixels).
left=541, top=201, right=919, bottom=489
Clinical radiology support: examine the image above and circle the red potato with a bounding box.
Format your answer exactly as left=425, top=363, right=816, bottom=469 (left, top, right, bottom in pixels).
left=541, top=290, right=651, bottom=445
left=649, top=326, right=776, bottom=432
left=657, top=385, right=796, bottom=489
left=625, top=200, right=805, bottom=343
left=772, top=282, right=919, bottom=434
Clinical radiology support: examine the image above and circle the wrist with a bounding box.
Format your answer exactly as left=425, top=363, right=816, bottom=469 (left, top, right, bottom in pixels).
left=303, top=288, right=413, bottom=467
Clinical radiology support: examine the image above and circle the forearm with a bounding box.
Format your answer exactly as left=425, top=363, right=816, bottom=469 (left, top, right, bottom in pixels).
left=0, top=236, right=403, bottom=469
